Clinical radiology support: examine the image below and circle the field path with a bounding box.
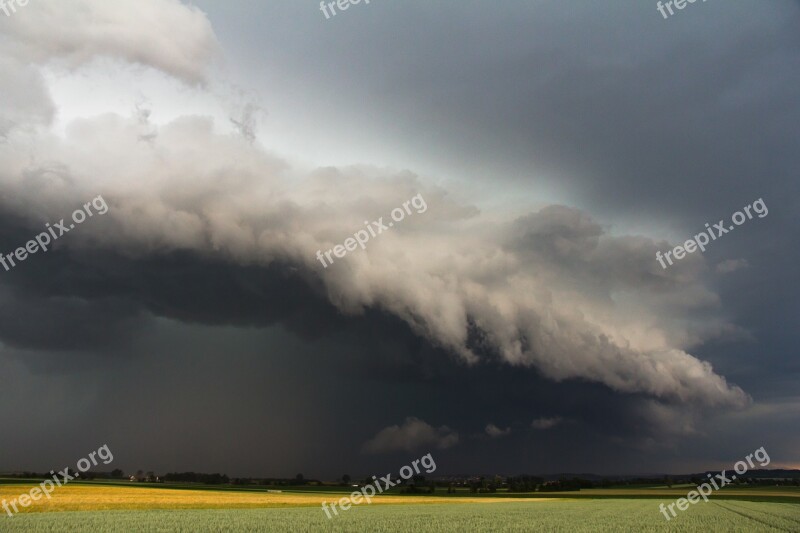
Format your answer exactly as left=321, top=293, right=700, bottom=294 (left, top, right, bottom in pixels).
left=711, top=501, right=798, bottom=532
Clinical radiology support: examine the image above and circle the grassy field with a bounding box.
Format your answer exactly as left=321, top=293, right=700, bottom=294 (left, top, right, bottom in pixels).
left=1, top=481, right=798, bottom=531
left=2, top=500, right=800, bottom=532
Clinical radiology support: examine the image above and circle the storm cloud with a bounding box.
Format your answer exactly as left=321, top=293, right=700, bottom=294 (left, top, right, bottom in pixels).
left=1, top=0, right=797, bottom=477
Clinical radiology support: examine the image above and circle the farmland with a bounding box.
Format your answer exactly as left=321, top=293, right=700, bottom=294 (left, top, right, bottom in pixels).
left=0, top=482, right=519, bottom=514
left=1, top=482, right=798, bottom=531
left=2, top=499, right=799, bottom=532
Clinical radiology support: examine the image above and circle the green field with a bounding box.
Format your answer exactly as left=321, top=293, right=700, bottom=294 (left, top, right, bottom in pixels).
left=3, top=500, right=800, bottom=532
left=1, top=480, right=798, bottom=531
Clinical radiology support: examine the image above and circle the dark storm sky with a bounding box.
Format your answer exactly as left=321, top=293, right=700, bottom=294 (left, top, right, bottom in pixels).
left=0, top=0, right=798, bottom=478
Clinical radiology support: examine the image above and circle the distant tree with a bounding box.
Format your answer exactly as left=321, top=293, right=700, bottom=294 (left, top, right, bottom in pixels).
left=111, top=469, right=124, bottom=479
left=507, top=475, right=545, bottom=492
left=163, top=472, right=229, bottom=484
left=295, top=474, right=304, bottom=484
left=342, top=474, right=351, bottom=485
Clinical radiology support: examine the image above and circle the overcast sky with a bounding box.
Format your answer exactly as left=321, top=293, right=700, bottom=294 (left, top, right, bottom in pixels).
left=0, top=0, right=798, bottom=478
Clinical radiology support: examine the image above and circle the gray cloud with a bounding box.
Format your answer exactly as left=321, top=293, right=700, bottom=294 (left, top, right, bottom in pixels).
left=0, top=0, right=218, bottom=85
left=485, top=424, right=511, bottom=439
left=0, top=0, right=753, bottom=414
left=0, top=112, right=750, bottom=408
left=362, top=417, right=459, bottom=454
left=531, top=417, right=563, bottom=431
left=716, top=258, right=749, bottom=274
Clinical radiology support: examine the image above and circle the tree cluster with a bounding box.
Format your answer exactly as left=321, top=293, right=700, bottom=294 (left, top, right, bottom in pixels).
left=163, top=472, right=229, bottom=484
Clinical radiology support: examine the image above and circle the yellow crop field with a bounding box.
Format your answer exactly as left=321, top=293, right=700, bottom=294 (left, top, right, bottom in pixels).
left=0, top=484, right=551, bottom=515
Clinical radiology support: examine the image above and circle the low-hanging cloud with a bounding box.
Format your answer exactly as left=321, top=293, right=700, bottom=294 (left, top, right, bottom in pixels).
left=362, top=417, right=459, bottom=454
left=531, top=417, right=563, bottom=430
left=485, top=423, right=511, bottom=438
left=0, top=0, right=751, bottom=416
